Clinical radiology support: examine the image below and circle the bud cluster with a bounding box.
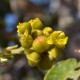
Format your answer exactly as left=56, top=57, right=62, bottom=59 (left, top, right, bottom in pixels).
left=17, top=18, right=68, bottom=70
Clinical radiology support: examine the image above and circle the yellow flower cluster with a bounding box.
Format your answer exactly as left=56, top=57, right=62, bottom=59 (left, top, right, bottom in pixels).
left=17, top=18, right=68, bottom=70
left=47, top=31, right=68, bottom=50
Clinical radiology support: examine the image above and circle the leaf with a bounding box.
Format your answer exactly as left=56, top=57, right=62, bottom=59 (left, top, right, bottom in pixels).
left=10, top=47, right=24, bottom=54
left=44, top=58, right=80, bottom=80
left=0, top=46, right=24, bottom=64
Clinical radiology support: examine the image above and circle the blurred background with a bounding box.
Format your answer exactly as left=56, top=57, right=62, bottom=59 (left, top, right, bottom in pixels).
left=0, top=0, right=80, bottom=80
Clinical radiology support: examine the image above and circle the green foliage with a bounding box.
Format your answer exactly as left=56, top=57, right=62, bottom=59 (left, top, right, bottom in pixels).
left=44, top=58, right=80, bottom=80
left=0, top=45, right=24, bottom=64
left=0, top=18, right=80, bottom=80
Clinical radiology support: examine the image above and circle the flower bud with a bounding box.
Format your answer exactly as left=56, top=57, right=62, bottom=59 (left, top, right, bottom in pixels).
left=27, top=52, right=41, bottom=67
left=57, top=32, right=65, bottom=39
left=20, top=35, right=33, bottom=49
left=32, top=36, right=50, bottom=53
left=47, top=31, right=62, bottom=45
left=17, top=22, right=31, bottom=37
left=24, top=48, right=33, bottom=55
left=47, top=31, right=68, bottom=49
left=29, top=18, right=43, bottom=30
left=48, top=48, right=60, bottom=60
left=55, top=37, right=68, bottom=50
left=43, top=27, right=53, bottom=36
left=38, top=55, right=52, bottom=70
left=31, top=30, right=43, bottom=39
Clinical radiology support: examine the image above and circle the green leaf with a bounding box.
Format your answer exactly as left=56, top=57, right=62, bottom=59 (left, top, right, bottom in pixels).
left=44, top=58, right=80, bottom=80
left=0, top=46, right=24, bottom=64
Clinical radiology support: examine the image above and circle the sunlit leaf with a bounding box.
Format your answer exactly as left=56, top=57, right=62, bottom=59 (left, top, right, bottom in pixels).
left=44, top=58, right=80, bottom=80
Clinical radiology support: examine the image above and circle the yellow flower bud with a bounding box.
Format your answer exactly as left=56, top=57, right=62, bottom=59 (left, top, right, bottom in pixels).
left=27, top=52, right=41, bottom=67
left=57, top=32, right=65, bottom=39
left=29, top=18, right=43, bottom=30
left=47, top=31, right=68, bottom=49
left=38, top=55, right=52, bottom=70
left=31, top=30, right=43, bottom=39
left=48, top=48, right=60, bottom=60
left=43, top=27, right=53, bottom=36
left=20, top=35, right=33, bottom=49
left=24, top=48, right=33, bottom=55
left=55, top=37, right=68, bottom=49
left=32, top=36, right=50, bottom=53
left=17, top=22, right=31, bottom=37
left=47, top=31, right=62, bottom=44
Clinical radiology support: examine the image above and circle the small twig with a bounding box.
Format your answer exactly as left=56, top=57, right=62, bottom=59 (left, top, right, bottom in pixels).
left=4, top=45, right=24, bottom=55
left=10, top=47, right=24, bottom=54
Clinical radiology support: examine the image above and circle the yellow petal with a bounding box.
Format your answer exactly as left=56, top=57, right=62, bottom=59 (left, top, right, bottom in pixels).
left=29, top=18, right=43, bottom=30
left=55, top=37, right=68, bottom=49
left=50, top=31, right=62, bottom=40
left=58, top=32, right=65, bottom=39
left=48, top=48, right=59, bottom=60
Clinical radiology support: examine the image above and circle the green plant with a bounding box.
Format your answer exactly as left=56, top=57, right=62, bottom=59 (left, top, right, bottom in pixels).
left=17, top=18, right=68, bottom=70
left=0, top=18, right=79, bottom=80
